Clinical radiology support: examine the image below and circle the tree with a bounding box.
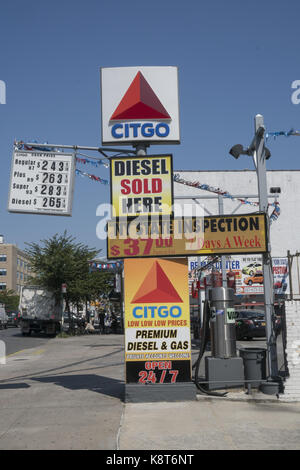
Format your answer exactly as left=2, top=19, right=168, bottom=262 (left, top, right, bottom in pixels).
left=0, top=289, right=19, bottom=311
left=25, top=232, right=113, bottom=315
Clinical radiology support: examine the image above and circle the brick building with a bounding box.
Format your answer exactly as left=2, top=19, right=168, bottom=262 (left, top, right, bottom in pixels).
left=0, top=235, right=32, bottom=293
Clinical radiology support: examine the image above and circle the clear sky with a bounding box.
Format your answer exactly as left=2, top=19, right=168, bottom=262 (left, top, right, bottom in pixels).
left=1, top=0, right=300, bottom=256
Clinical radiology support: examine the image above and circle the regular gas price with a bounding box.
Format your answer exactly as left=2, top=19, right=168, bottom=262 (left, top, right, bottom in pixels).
left=8, top=150, right=76, bottom=216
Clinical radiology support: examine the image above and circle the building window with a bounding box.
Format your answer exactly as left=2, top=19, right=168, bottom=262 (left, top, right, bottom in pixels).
left=0, top=283, right=6, bottom=290
left=0, top=254, right=6, bottom=262
left=0, top=269, right=7, bottom=276
left=20, top=272, right=23, bottom=280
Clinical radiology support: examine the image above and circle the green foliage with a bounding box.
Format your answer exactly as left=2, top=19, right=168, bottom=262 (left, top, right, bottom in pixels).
left=24, top=231, right=113, bottom=307
left=0, top=289, right=20, bottom=311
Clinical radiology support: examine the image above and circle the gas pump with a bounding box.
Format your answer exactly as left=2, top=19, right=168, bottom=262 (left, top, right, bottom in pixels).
left=194, top=270, right=244, bottom=392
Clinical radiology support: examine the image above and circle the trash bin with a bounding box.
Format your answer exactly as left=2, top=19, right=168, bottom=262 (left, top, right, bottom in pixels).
left=239, top=348, right=267, bottom=388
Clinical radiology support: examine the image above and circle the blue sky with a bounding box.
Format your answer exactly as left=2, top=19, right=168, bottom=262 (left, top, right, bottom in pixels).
left=1, top=0, right=300, bottom=255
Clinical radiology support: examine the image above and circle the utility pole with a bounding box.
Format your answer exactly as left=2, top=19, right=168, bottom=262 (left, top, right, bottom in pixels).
left=218, top=194, right=228, bottom=288
left=253, top=114, right=278, bottom=379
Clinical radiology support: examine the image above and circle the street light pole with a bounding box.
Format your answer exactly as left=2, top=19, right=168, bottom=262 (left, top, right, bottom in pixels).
left=253, top=114, right=278, bottom=379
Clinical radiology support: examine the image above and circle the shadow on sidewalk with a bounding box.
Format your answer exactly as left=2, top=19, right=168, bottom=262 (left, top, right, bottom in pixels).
left=32, top=374, right=125, bottom=401
left=0, top=382, right=30, bottom=389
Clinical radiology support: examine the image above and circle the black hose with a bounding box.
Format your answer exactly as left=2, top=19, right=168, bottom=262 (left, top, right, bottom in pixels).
left=193, top=299, right=227, bottom=397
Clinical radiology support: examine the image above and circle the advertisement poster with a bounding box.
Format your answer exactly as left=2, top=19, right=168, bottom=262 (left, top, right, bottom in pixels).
left=188, top=255, right=289, bottom=296
left=124, top=257, right=191, bottom=384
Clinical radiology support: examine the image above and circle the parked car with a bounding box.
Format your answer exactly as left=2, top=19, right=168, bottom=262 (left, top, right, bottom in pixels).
left=6, top=311, right=19, bottom=327
left=244, top=272, right=264, bottom=286
left=242, top=262, right=262, bottom=275
left=235, top=310, right=281, bottom=340
left=274, top=280, right=288, bottom=292
left=61, top=313, right=86, bottom=333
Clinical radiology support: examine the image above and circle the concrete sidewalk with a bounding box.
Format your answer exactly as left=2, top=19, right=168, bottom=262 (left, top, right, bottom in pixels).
left=1, top=334, right=300, bottom=450
left=0, top=334, right=125, bottom=450
left=118, top=398, right=300, bottom=450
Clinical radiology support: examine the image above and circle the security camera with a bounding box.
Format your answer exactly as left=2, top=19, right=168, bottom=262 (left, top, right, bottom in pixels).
left=265, top=147, right=271, bottom=160
left=229, top=144, right=244, bottom=159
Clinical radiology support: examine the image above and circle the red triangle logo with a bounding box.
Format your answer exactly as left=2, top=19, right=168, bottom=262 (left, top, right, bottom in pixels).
left=110, top=71, right=171, bottom=121
left=131, top=261, right=183, bottom=304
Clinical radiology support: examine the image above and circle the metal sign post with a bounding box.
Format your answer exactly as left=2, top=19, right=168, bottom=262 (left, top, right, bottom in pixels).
left=229, top=114, right=279, bottom=381
left=254, top=114, right=278, bottom=379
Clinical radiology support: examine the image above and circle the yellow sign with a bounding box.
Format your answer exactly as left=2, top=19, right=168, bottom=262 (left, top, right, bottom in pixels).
left=110, top=154, right=173, bottom=217
left=124, top=258, right=191, bottom=384
left=107, top=213, right=267, bottom=259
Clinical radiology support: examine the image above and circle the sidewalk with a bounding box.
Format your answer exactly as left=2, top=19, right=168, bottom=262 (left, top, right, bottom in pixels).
left=0, top=334, right=125, bottom=450
left=1, top=334, right=300, bottom=450
left=118, top=398, right=300, bottom=450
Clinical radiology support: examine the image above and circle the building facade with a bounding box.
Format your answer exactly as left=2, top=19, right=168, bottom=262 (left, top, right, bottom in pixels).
left=174, top=169, right=300, bottom=299
left=0, top=236, right=32, bottom=293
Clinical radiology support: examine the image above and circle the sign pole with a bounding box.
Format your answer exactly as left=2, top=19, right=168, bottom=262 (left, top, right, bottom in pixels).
left=218, top=194, right=228, bottom=288
left=254, top=114, right=278, bottom=379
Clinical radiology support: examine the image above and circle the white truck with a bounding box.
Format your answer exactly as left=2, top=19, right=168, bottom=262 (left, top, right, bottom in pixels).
left=19, top=286, right=62, bottom=336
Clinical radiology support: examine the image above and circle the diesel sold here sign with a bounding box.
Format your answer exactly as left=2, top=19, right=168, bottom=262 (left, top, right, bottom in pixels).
left=110, top=154, right=173, bottom=217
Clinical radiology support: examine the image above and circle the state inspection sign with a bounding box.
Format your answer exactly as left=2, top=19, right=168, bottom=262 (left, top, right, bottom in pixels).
left=107, top=213, right=267, bottom=259
left=8, top=150, right=76, bottom=216
left=110, top=154, right=173, bottom=217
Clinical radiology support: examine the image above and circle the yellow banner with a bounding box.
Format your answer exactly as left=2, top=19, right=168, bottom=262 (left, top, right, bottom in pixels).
left=107, top=213, right=267, bottom=259
left=110, top=154, right=173, bottom=217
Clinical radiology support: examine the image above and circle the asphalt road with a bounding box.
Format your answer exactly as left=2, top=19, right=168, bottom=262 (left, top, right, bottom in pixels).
left=0, top=326, right=54, bottom=356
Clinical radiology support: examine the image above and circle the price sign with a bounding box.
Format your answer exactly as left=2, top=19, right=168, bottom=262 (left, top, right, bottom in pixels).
left=124, top=258, right=192, bottom=384
left=8, top=150, right=76, bottom=216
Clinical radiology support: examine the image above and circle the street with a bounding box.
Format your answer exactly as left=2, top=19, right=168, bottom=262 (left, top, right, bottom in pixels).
left=0, top=326, right=54, bottom=356
left=0, top=331, right=296, bottom=450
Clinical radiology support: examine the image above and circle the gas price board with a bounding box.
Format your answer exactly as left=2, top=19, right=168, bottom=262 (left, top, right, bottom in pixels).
left=8, top=150, right=76, bottom=216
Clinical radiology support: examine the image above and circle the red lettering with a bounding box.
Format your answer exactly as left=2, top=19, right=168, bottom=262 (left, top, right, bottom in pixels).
left=120, top=179, right=131, bottom=195
left=132, top=179, right=143, bottom=194
left=120, top=178, right=162, bottom=195
left=152, top=178, right=162, bottom=193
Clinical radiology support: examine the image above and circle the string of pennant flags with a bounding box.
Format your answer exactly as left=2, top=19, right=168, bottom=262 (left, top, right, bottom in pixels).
left=173, top=174, right=280, bottom=223
left=76, top=156, right=109, bottom=168
left=75, top=168, right=109, bottom=185
left=89, top=261, right=123, bottom=270
left=266, top=129, right=300, bottom=140
left=14, top=140, right=280, bottom=222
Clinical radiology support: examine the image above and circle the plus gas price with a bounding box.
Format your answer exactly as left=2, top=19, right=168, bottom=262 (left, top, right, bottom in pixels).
left=8, top=150, right=76, bottom=216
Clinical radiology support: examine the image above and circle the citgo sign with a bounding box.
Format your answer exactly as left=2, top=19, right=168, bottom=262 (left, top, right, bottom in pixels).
left=124, top=258, right=192, bottom=384
left=101, top=66, right=180, bottom=145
